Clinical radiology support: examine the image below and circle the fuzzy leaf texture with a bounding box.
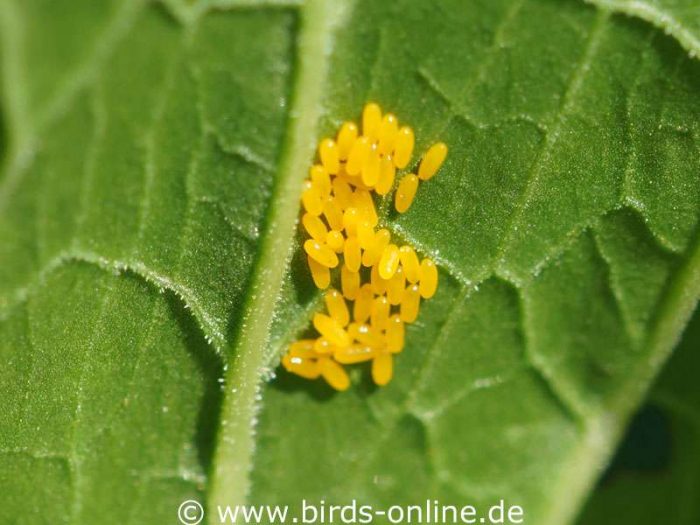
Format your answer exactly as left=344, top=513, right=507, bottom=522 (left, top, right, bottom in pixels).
left=0, top=1, right=699, bottom=524
left=578, top=304, right=700, bottom=524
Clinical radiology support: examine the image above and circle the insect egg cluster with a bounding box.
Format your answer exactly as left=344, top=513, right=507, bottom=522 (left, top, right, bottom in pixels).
left=281, top=102, right=447, bottom=391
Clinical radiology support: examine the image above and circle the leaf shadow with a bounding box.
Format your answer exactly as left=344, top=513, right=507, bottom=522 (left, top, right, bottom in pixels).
left=163, top=291, right=224, bottom=475
left=271, top=358, right=381, bottom=402
left=288, top=233, right=320, bottom=306
left=270, top=368, right=338, bottom=402
left=598, top=403, right=673, bottom=485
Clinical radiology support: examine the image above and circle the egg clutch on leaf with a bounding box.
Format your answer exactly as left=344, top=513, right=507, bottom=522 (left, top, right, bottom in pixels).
left=281, top=103, right=447, bottom=391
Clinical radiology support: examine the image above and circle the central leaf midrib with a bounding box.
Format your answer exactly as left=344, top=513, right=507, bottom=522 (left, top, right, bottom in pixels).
left=207, top=0, right=348, bottom=513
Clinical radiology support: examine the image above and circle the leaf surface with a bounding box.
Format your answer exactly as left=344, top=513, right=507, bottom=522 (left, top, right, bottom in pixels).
left=0, top=1, right=699, bottom=524
left=587, top=0, right=700, bottom=57
left=578, top=305, right=700, bottom=524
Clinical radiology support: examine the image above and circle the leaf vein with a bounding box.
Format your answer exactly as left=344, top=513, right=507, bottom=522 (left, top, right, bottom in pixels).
left=494, top=10, right=610, bottom=278
left=0, top=251, right=224, bottom=354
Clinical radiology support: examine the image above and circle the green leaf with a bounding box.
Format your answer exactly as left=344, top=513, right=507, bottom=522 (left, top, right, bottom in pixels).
left=0, top=1, right=699, bottom=524
left=577, top=304, right=700, bottom=524
left=586, top=0, right=700, bottom=58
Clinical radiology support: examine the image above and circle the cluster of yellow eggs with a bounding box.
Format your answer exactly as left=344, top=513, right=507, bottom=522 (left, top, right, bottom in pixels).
left=281, top=103, right=447, bottom=391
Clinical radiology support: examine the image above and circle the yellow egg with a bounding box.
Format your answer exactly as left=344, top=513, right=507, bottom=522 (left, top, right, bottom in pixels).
left=419, top=258, right=438, bottom=299
left=337, top=122, right=358, bottom=160
left=371, top=353, right=393, bottom=386
left=394, top=174, right=419, bottom=214
left=307, top=256, right=330, bottom=289
left=378, top=243, right=400, bottom=280
left=313, top=313, right=351, bottom=347
left=378, top=113, right=399, bottom=155
left=319, top=357, right=350, bottom=391
left=386, top=315, right=405, bottom=353
left=418, top=142, right=448, bottom=181
left=362, top=102, right=382, bottom=141
left=318, top=138, right=340, bottom=174
left=341, top=263, right=360, bottom=300
left=375, top=155, right=396, bottom=195
left=302, top=213, right=327, bottom=243
left=353, top=284, right=373, bottom=324
left=398, top=245, right=420, bottom=283
left=400, top=283, right=421, bottom=323
left=393, top=126, right=415, bottom=169
left=324, top=289, right=350, bottom=327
